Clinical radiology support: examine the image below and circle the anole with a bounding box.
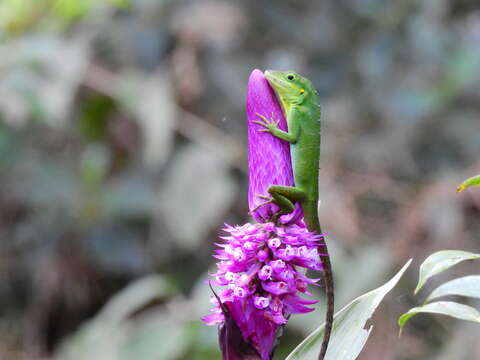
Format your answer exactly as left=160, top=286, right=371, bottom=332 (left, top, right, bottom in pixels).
left=254, top=70, right=334, bottom=360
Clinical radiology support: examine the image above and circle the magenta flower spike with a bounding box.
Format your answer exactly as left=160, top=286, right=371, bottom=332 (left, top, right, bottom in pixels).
left=202, top=222, right=324, bottom=360
left=203, top=69, right=323, bottom=360
left=246, top=69, right=303, bottom=224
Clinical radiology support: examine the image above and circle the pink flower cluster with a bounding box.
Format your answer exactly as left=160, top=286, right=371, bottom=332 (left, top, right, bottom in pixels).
left=202, top=221, right=324, bottom=360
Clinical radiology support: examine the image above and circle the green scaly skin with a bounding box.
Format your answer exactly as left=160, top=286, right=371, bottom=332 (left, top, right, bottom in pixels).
left=254, top=70, right=334, bottom=360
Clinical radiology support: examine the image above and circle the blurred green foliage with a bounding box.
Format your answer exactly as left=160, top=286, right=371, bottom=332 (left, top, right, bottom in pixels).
left=0, top=0, right=128, bottom=34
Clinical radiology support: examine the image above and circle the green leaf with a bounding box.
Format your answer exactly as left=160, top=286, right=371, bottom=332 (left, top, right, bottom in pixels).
left=414, top=250, right=480, bottom=295
left=457, top=174, right=480, bottom=192
left=426, top=275, right=480, bottom=302
left=398, top=301, right=480, bottom=330
left=285, top=259, right=411, bottom=360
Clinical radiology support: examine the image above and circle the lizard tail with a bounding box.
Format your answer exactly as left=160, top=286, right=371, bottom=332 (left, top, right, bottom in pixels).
left=318, top=242, right=334, bottom=360
left=303, top=201, right=334, bottom=359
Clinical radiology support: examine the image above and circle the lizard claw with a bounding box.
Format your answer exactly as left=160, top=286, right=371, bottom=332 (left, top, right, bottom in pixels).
left=250, top=194, right=274, bottom=213
left=257, top=194, right=272, bottom=200
left=253, top=120, right=268, bottom=127
left=251, top=200, right=273, bottom=213
left=255, top=113, right=268, bottom=121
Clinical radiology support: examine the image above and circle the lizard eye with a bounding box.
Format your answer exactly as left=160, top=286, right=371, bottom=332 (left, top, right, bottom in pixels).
left=287, top=74, right=294, bottom=81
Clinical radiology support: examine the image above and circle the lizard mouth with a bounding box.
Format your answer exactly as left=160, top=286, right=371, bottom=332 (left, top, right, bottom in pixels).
left=264, top=70, right=291, bottom=115
left=264, top=70, right=291, bottom=92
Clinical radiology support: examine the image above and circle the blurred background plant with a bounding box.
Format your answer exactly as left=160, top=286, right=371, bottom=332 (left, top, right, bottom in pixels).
left=1, top=0, right=480, bottom=359
left=399, top=250, right=480, bottom=334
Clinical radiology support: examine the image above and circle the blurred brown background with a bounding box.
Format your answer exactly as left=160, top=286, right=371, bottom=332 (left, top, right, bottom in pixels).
left=1, top=0, right=480, bottom=359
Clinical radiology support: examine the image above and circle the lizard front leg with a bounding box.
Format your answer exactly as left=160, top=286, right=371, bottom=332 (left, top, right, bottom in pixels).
left=254, top=113, right=298, bottom=144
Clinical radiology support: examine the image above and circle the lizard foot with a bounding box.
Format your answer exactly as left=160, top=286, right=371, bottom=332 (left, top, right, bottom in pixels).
left=253, top=112, right=279, bottom=133
left=250, top=194, right=274, bottom=213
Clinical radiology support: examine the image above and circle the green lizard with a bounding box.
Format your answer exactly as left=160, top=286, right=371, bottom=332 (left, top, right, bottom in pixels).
left=253, top=70, right=334, bottom=360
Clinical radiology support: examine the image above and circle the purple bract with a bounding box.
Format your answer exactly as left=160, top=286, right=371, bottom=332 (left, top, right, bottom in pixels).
left=246, top=69, right=303, bottom=224
left=202, top=222, right=324, bottom=360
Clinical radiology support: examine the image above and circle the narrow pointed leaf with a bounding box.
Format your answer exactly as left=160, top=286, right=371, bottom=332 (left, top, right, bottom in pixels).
left=398, top=301, right=480, bottom=330
left=414, top=250, right=480, bottom=295
left=457, top=174, right=480, bottom=192
left=286, top=259, right=411, bottom=360
left=426, top=275, right=480, bottom=302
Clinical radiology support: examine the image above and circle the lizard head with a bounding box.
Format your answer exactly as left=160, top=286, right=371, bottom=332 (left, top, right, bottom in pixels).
left=264, top=70, right=319, bottom=114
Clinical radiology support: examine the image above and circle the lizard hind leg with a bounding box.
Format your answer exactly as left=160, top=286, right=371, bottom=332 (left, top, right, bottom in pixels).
left=267, top=185, right=306, bottom=220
